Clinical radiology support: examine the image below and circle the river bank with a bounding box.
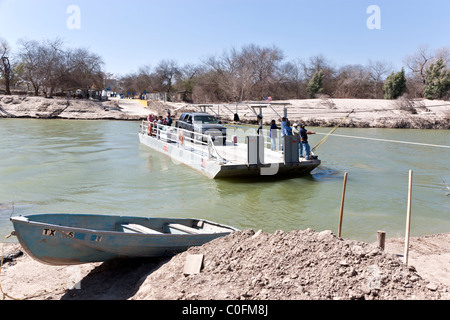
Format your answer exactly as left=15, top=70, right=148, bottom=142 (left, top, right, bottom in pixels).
left=1, top=95, right=449, bottom=129
left=1, top=230, right=449, bottom=300
left=0, top=95, right=147, bottom=120
left=163, top=97, right=450, bottom=129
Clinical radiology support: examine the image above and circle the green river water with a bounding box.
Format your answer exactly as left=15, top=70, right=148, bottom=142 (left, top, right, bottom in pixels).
left=0, top=119, right=449, bottom=243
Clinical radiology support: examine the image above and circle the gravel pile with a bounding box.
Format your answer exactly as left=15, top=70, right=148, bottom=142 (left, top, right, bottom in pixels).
left=133, top=229, right=449, bottom=300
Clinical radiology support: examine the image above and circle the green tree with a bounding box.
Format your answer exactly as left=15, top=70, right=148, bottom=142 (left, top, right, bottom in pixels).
left=424, top=58, right=450, bottom=100
left=383, top=68, right=407, bottom=99
left=306, top=70, right=324, bottom=98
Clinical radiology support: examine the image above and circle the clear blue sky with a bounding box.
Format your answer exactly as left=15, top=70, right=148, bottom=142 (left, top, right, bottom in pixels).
left=0, top=0, right=449, bottom=76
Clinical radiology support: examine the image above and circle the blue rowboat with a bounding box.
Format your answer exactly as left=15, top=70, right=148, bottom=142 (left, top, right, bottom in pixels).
left=10, top=214, right=238, bottom=266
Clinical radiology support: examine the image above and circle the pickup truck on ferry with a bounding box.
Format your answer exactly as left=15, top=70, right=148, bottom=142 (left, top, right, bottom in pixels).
left=175, top=112, right=227, bottom=145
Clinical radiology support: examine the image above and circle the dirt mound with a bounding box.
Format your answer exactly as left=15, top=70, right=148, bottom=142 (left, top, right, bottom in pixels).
left=133, top=229, right=449, bottom=300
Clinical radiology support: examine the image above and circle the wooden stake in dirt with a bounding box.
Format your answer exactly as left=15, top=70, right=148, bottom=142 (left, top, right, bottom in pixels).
left=377, top=231, right=386, bottom=250
left=404, top=170, right=413, bottom=265
left=338, top=172, right=348, bottom=238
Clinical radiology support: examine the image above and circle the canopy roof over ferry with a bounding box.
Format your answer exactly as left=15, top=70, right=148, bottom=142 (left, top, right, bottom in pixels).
left=190, top=101, right=292, bottom=120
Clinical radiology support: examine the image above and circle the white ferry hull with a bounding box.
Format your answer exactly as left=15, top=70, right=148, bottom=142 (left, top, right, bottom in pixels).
left=139, top=133, right=321, bottom=179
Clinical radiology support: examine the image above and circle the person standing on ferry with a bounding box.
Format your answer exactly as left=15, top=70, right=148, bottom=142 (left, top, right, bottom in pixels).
left=284, top=120, right=293, bottom=136
left=299, top=123, right=316, bottom=160
left=270, top=119, right=280, bottom=150
left=292, top=123, right=303, bottom=158
left=280, top=117, right=287, bottom=150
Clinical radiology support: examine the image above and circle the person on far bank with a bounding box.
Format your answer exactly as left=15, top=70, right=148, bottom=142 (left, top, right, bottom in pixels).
left=299, top=124, right=316, bottom=160
left=292, top=123, right=303, bottom=158
left=270, top=119, right=280, bottom=151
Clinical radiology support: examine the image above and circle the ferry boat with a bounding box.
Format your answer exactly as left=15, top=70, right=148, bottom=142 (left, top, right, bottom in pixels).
left=138, top=104, right=321, bottom=179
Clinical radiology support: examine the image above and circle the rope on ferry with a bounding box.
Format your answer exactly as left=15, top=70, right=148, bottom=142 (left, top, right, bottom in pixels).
left=442, top=178, right=450, bottom=196
left=314, top=132, right=450, bottom=149
left=312, top=109, right=354, bottom=152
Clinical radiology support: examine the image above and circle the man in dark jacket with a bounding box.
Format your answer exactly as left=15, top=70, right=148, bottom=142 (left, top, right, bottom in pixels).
left=299, top=124, right=316, bottom=160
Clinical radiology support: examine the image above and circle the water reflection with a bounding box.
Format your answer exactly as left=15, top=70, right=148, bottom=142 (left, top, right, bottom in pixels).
left=310, top=166, right=342, bottom=181
left=209, top=173, right=323, bottom=233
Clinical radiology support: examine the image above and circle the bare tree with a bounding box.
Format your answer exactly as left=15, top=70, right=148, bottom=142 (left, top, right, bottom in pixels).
left=242, top=44, right=284, bottom=99
left=155, top=59, right=180, bottom=94
left=434, top=47, right=450, bottom=66
left=366, top=60, right=393, bottom=98
left=272, top=61, right=298, bottom=99
left=303, top=55, right=337, bottom=96
left=70, top=48, right=104, bottom=94
left=136, top=65, right=157, bottom=94
left=119, top=65, right=158, bottom=98
left=334, top=64, right=371, bottom=98
left=281, top=58, right=307, bottom=99
left=40, top=38, right=65, bottom=97
left=175, top=63, right=203, bottom=102
left=204, top=49, right=250, bottom=101
left=404, top=45, right=434, bottom=85
left=17, top=38, right=105, bottom=97
left=119, top=73, right=138, bottom=97
left=17, top=39, right=43, bottom=95
left=202, top=44, right=284, bottom=102
left=18, top=38, right=66, bottom=96
left=404, top=45, right=450, bottom=98
left=0, top=39, right=12, bottom=95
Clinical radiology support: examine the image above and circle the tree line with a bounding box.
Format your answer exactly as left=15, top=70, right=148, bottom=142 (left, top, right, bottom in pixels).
left=1, top=38, right=104, bottom=98
left=124, top=44, right=449, bottom=102
left=1, top=38, right=449, bottom=102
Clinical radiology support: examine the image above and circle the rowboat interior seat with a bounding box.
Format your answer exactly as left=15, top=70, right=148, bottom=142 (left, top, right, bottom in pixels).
left=166, top=223, right=203, bottom=234
left=121, top=224, right=163, bottom=234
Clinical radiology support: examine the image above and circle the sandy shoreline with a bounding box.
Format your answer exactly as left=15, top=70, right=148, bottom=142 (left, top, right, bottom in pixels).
left=1, top=231, right=449, bottom=300
left=161, top=97, right=450, bottom=129
left=1, top=95, right=449, bottom=129
left=0, top=95, right=149, bottom=121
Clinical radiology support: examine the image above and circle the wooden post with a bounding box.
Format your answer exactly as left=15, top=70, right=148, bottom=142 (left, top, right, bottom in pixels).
left=377, top=231, right=386, bottom=250
left=338, top=172, right=348, bottom=238
left=404, top=170, right=413, bottom=265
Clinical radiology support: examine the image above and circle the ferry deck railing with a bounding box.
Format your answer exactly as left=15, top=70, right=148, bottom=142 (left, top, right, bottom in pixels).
left=223, top=124, right=283, bottom=151
left=139, top=121, right=228, bottom=164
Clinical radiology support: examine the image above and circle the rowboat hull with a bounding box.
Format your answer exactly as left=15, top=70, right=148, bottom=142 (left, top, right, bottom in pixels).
left=10, top=214, right=238, bottom=266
